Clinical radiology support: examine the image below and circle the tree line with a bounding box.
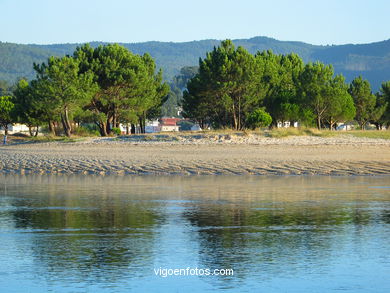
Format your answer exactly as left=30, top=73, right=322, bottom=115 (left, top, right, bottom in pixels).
left=182, top=40, right=390, bottom=130
left=1, top=40, right=390, bottom=136
left=0, top=44, right=169, bottom=136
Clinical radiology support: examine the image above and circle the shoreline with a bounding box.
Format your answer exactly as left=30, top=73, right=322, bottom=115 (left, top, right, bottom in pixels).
left=1, top=135, right=390, bottom=176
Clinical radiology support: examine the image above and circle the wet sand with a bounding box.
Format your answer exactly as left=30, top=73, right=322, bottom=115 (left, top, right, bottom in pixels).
left=0, top=135, right=389, bottom=175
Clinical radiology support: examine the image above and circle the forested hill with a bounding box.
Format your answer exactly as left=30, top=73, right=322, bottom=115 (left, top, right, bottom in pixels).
left=1, top=36, right=390, bottom=89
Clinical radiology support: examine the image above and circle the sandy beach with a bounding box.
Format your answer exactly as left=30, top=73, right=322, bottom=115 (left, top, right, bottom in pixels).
left=1, top=134, right=389, bottom=176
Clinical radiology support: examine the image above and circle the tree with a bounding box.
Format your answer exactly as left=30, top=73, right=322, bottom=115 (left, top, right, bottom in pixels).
left=373, top=81, right=390, bottom=129
left=246, top=108, right=272, bottom=129
left=182, top=75, right=211, bottom=129
left=12, top=79, right=44, bottom=136
left=323, top=75, right=356, bottom=130
left=259, top=52, right=304, bottom=126
left=172, top=66, right=199, bottom=90
left=162, top=66, right=198, bottom=118
left=0, top=96, right=14, bottom=135
left=183, top=40, right=263, bottom=130
left=34, top=56, right=96, bottom=137
left=348, top=76, right=376, bottom=130
left=74, top=44, right=168, bottom=135
left=29, top=77, right=62, bottom=136
left=162, top=86, right=182, bottom=117
left=33, top=56, right=97, bottom=137
left=137, top=54, right=170, bottom=133
left=299, top=62, right=334, bottom=129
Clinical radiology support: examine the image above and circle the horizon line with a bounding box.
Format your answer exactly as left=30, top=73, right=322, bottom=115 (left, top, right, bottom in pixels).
left=1, top=35, right=390, bottom=47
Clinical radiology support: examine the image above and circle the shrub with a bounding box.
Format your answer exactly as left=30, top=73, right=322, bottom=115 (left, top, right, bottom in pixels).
left=73, top=126, right=100, bottom=137
left=246, top=108, right=272, bottom=130
left=111, top=127, right=122, bottom=136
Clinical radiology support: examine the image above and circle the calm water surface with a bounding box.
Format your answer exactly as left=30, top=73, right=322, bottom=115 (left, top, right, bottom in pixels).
left=0, top=175, right=389, bottom=292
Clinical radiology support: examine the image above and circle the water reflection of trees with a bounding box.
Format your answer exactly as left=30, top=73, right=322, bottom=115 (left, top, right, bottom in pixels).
left=2, top=174, right=389, bottom=288
left=184, top=202, right=374, bottom=281
left=9, top=192, right=162, bottom=284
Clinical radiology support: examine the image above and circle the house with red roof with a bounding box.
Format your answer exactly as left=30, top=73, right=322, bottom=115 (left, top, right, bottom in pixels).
left=159, top=117, right=180, bottom=132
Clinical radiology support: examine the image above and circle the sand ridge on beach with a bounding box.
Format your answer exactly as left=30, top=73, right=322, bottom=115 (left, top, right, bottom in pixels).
left=1, top=134, right=390, bottom=176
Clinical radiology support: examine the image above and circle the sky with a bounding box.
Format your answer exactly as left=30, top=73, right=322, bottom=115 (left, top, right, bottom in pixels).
left=1, top=0, right=389, bottom=45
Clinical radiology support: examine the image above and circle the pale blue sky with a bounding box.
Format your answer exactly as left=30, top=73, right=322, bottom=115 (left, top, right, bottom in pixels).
left=1, top=0, right=389, bottom=45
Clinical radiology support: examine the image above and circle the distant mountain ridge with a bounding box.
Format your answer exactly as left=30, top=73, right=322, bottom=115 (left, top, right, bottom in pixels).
left=1, top=36, right=390, bottom=90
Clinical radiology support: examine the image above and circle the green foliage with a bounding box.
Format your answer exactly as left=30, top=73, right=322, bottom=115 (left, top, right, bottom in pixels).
left=373, top=81, right=390, bottom=128
left=183, top=40, right=358, bottom=130
left=183, top=40, right=263, bottom=130
left=33, top=56, right=97, bottom=136
left=0, top=43, right=55, bottom=83
left=74, top=43, right=169, bottom=135
left=299, top=62, right=335, bottom=129
left=246, top=108, right=272, bottom=129
left=323, top=75, right=356, bottom=129
left=12, top=78, right=46, bottom=136
left=171, top=66, right=199, bottom=90
left=162, top=86, right=182, bottom=117
left=291, top=108, right=315, bottom=127
left=161, top=66, right=198, bottom=118
left=7, top=44, right=169, bottom=137
left=72, top=126, right=100, bottom=137
left=2, top=38, right=390, bottom=91
left=111, top=127, right=121, bottom=135
left=4, top=39, right=390, bottom=136
left=348, top=76, right=377, bottom=130
left=259, top=51, right=304, bottom=125
left=0, top=95, right=14, bottom=134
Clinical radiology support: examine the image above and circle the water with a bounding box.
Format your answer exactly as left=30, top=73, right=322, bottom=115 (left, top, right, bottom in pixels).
left=0, top=175, right=389, bottom=292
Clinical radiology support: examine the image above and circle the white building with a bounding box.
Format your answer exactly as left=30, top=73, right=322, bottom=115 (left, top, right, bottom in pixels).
left=145, top=120, right=161, bottom=133
left=115, top=120, right=162, bottom=134
left=0, top=123, right=30, bottom=134
left=336, top=123, right=354, bottom=131
left=277, top=121, right=298, bottom=128
left=161, top=125, right=179, bottom=132
left=159, top=118, right=180, bottom=132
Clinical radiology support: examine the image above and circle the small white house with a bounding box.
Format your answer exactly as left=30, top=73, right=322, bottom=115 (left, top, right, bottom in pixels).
left=159, top=118, right=180, bottom=132
left=118, top=123, right=128, bottom=133
left=115, top=121, right=161, bottom=134
left=145, top=120, right=161, bottom=133
left=336, top=123, right=353, bottom=131
left=117, top=123, right=138, bottom=134
left=0, top=123, right=30, bottom=134
left=277, top=121, right=290, bottom=128
left=277, top=121, right=299, bottom=128
left=161, top=125, right=179, bottom=132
